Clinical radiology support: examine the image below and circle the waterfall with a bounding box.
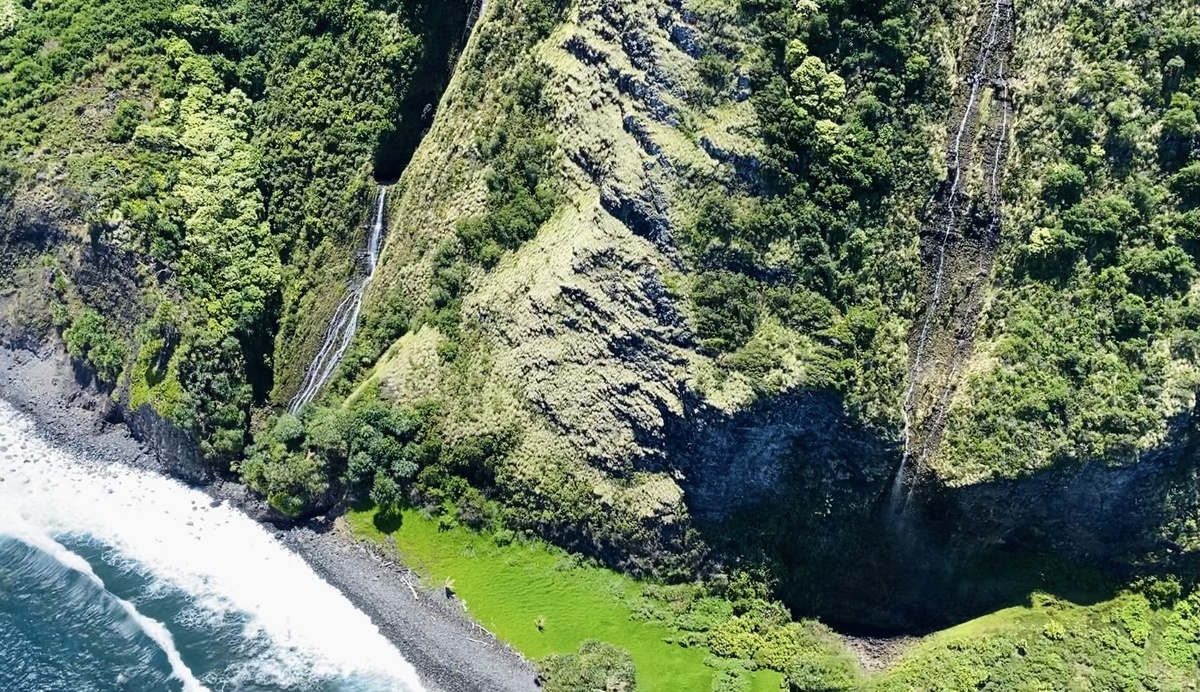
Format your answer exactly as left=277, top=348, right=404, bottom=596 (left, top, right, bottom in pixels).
left=893, top=0, right=1011, bottom=504
left=289, top=186, right=389, bottom=414
left=916, top=57, right=1014, bottom=465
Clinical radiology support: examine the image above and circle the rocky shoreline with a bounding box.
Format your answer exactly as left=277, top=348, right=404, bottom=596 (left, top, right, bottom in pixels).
left=0, top=343, right=539, bottom=692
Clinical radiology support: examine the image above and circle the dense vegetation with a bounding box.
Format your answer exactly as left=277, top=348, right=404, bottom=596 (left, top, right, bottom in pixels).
left=6, top=0, right=1200, bottom=690
left=940, top=0, right=1200, bottom=482
left=663, top=0, right=960, bottom=631
left=239, top=0, right=567, bottom=516
left=349, top=505, right=1200, bottom=692
left=1, top=0, right=471, bottom=463
left=227, top=2, right=1200, bottom=687
left=683, top=0, right=946, bottom=421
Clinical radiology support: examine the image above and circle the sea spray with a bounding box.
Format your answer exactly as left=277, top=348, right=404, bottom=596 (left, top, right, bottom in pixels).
left=0, top=399, right=424, bottom=691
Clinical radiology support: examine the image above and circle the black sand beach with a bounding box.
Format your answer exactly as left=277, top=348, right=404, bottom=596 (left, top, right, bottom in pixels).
left=0, top=343, right=539, bottom=692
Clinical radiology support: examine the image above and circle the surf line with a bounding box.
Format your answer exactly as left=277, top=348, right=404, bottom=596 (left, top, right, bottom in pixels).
left=7, top=526, right=208, bottom=692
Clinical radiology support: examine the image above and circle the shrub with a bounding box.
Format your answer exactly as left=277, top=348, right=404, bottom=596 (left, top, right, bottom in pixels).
left=437, top=513, right=458, bottom=532
left=538, top=640, right=637, bottom=692
left=754, top=624, right=810, bottom=670
left=106, top=100, right=144, bottom=142
left=769, top=287, right=836, bottom=332
left=1042, top=162, right=1087, bottom=207
left=1134, top=576, right=1183, bottom=609
left=63, top=309, right=127, bottom=382
left=708, top=617, right=765, bottom=660
left=1170, top=163, right=1200, bottom=209
left=1123, top=245, right=1196, bottom=296
left=710, top=667, right=751, bottom=692
left=785, top=651, right=856, bottom=692
left=692, top=271, right=761, bottom=352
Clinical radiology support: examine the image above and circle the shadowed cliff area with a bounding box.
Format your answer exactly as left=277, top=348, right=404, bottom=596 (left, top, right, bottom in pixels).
left=5, top=0, right=1200, bottom=687
left=373, top=0, right=480, bottom=182
left=687, top=390, right=1200, bottom=634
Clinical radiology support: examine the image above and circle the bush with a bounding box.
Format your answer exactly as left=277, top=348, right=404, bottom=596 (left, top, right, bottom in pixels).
left=437, top=513, right=458, bottom=532
left=1061, top=195, right=1138, bottom=262
left=1134, top=576, right=1183, bottom=609
left=1123, top=245, right=1196, bottom=296
left=538, top=640, right=637, bottom=692
left=692, top=271, right=761, bottom=352
left=1170, top=163, right=1200, bottom=209
left=63, top=309, right=127, bottom=382
left=708, top=617, right=765, bottom=660
left=786, top=651, right=856, bottom=692
left=106, top=100, right=144, bottom=142
left=1042, top=162, right=1087, bottom=207
left=710, top=667, right=751, bottom=692
left=769, top=287, right=837, bottom=332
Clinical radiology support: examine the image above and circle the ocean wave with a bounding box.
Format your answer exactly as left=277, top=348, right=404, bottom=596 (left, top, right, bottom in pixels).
left=0, top=400, right=424, bottom=692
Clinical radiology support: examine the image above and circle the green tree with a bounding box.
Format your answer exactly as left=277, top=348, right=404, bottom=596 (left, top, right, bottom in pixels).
left=692, top=271, right=761, bottom=352
left=538, top=640, right=637, bottom=692
left=106, top=100, right=145, bottom=143
left=63, top=310, right=127, bottom=383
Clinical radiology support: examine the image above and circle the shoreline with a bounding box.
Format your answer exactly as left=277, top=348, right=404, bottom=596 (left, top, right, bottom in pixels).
left=0, top=343, right=539, bottom=692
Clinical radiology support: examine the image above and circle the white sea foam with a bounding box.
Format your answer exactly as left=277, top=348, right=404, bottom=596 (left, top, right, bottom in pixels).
left=6, top=526, right=207, bottom=692
left=0, top=400, right=424, bottom=691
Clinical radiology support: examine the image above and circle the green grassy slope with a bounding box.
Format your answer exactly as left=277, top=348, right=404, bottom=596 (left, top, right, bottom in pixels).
left=876, top=588, right=1200, bottom=691
left=347, top=507, right=787, bottom=692
left=347, top=506, right=1200, bottom=691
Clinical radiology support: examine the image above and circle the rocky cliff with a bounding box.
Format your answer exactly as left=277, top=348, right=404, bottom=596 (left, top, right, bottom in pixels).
left=355, top=0, right=1200, bottom=626
left=3, top=0, right=1199, bottom=635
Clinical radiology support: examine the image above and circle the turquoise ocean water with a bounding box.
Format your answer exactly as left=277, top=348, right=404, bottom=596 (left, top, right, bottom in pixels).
left=0, top=400, right=423, bottom=692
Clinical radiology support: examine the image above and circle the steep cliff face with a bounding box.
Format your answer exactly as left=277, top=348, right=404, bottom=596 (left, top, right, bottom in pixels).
left=0, top=0, right=475, bottom=471
left=359, top=0, right=905, bottom=572
left=924, top=0, right=1200, bottom=567
left=355, top=0, right=1200, bottom=622
left=3, top=0, right=1199, bottom=637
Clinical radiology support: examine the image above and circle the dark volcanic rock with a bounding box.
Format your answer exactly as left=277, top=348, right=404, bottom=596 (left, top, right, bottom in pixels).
left=124, top=403, right=213, bottom=485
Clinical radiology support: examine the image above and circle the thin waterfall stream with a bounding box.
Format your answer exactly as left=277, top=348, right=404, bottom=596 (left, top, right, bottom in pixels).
left=892, top=0, right=1014, bottom=506
left=290, top=186, right=389, bottom=414
left=918, top=53, right=1013, bottom=464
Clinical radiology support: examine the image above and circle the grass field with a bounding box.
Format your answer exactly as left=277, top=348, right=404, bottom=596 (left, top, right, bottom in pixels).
left=346, top=507, right=785, bottom=691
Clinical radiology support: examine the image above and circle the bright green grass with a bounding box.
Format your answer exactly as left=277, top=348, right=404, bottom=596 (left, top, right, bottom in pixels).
left=346, top=507, right=784, bottom=692
left=873, top=589, right=1200, bottom=691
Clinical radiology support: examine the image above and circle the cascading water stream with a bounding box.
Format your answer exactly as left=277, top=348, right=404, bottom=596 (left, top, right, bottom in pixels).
left=290, top=186, right=389, bottom=414
left=918, top=68, right=1012, bottom=465
left=892, top=0, right=1009, bottom=504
